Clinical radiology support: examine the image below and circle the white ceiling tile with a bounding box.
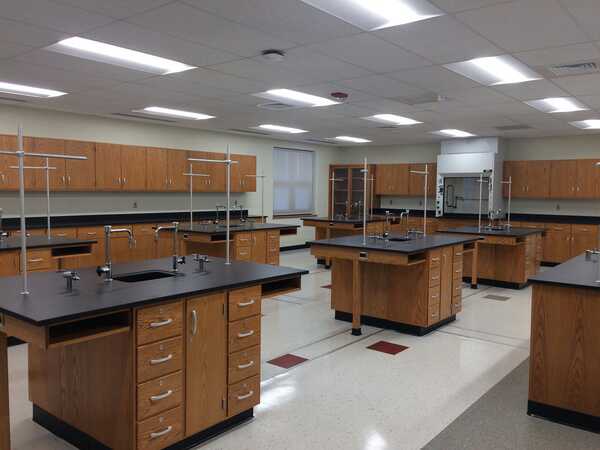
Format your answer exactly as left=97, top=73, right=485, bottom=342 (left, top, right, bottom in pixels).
left=352, top=98, right=421, bottom=114
left=553, top=73, right=600, bottom=95
left=128, top=2, right=296, bottom=57
left=52, top=0, right=174, bottom=20
left=456, top=0, right=589, bottom=53
left=306, top=33, right=431, bottom=73
left=337, top=75, right=428, bottom=101
left=514, top=43, right=600, bottom=68
left=182, top=0, right=361, bottom=45
left=0, top=17, right=67, bottom=47
left=0, top=0, right=114, bottom=34
left=560, top=0, right=600, bottom=41
left=208, top=59, right=318, bottom=86
left=430, top=0, right=509, bottom=13
left=375, top=15, right=502, bottom=64
left=447, top=87, right=514, bottom=106
left=577, top=95, right=600, bottom=109
left=171, top=68, right=270, bottom=95
left=100, top=82, right=202, bottom=107
left=82, top=21, right=238, bottom=68
left=293, top=82, right=378, bottom=104
left=477, top=101, right=542, bottom=115
left=0, top=42, right=34, bottom=59
left=387, top=65, right=480, bottom=91
left=493, top=79, right=569, bottom=100
left=135, top=76, right=239, bottom=99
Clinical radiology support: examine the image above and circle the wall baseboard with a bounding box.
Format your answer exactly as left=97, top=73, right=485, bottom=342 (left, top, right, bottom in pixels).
left=281, top=243, right=310, bottom=252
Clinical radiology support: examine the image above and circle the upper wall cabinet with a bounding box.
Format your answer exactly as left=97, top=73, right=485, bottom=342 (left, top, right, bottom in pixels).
left=375, top=164, right=409, bottom=196
left=0, top=135, right=18, bottom=191
left=121, top=145, right=147, bottom=191
left=231, top=154, right=257, bottom=193
left=64, top=140, right=96, bottom=191
left=95, top=143, right=123, bottom=191
left=146, top=147, right=169, bottom=191
left=503, top=160, right=550, bottom=199
left=408, top=163, right=437, bottom=197
left=549, top=159, right=600, bottom=199
left=23, top=137, right=66, bottom=191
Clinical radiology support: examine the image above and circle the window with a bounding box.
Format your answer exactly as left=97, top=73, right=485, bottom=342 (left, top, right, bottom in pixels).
left=273, top=147, right=315, bottom=215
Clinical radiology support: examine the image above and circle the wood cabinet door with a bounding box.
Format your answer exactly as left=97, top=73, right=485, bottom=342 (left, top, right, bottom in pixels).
left=188, top=151, right=210, bottom=193
left=571, top=225, right=599, bottom=257
left=146, top=147, right=169, bottom=191
left=168, top=150, right=189, bottom=191
left=508, top=161, right=528, bottom=198
left=95, top=143, right=122, bottom=191
left=427, top=163, right=437, bottom=197
left=237, top=154, right=257, bottom=192
left=0, top=135, right=18, bottom=190
left=375, top=165, right=389, bottom=195
left=251, top=231, right=267, bottom=264
left=0, top=251, right=19, bottom=276
left=186, top=293, right=227, bottom=435
left=408, top=163, right=426, bottom=197
left=208, top=152, right=227, bottom=192
left=439, top=246, right=454, bottom=320
left=550, top=160, right=577, bottom=199
left=502, top=161, right=512, bottom=197
left=576, top=159, right=600, bottom=199
left=393, top=164, right=410, bottom=195
left=30, top=137, right=67, bottom=191
left=230, top=153, right=242, bottom=193
left=121, top=145, right=147, bottom=191
left=543, top=226, right=571, bottom=263
left=525, top=160, right=550, bottom=198
left=65, top=140, right=95, bottom=191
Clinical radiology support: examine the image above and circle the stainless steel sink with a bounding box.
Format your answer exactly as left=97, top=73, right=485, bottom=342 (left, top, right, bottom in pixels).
left=113, top=270, right=177, bottom=283
left=389, top=236, right=412, bottom=242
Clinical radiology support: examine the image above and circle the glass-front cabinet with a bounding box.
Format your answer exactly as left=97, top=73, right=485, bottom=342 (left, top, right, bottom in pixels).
left=328, top=164, right=376, bottom=219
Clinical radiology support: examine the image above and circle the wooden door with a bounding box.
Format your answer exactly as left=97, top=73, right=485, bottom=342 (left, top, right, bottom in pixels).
left=439, top=246, right=454, bottom=320
left=121, top=145, right=147, bottom=191
left=186, top=293, right=227, bottom=435
left=208, top=152, right=227, bottom=192
left=550, top=160, right=577, bottom=199
left=507, top=161, right=528, bottom=198
left=188, top=151, right=210, bottom=193
left=230, top=153, right=242, bottom=193
left=146, top=147, right=169, bottom=191
left=251, top=231, right=267, bottom=264
left=576, top=160, right=600, bottom=199
left=392, top=164, right=410, bottom=195
left=30, top=137, right=66, bottom=191
left=95, top=143, right=122, bottom=191
left=330, top=167, right=349, bottom=217
left=571, top=225, right=599, bottom=257
left=543, top=224, right=572, bottom=263
left=168, top=150, right=189, bottom=191
left=526, top=161, right=550, bottom=198
left=375, top=165, right=392, bottom=195
left=0, top=135, right=18, bottom=190
left=427, top=163, right=437, bottom=197
left=409, top=163, right=426, bottom=196
left=65, top=140, right=95, bottom=191
left=0, top=251, right=19, bottom=276
left=236, top=154, right=257, bottom=192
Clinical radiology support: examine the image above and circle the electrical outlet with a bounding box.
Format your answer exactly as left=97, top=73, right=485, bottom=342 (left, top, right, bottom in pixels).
left=389, top=199, right=393, bottom=205
left=133, top=201, right=138, bottom=209
left=419, top=200, right=423, bottom=206
left=556, top=204, right=560, bottom=211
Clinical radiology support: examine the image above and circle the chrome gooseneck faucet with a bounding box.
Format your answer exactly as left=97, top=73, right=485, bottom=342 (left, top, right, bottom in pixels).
left=0, top=208, right=7, bottom=241
left=97, top=225, right=135, bottom=282
left=155, top=221, right=186, bottom=272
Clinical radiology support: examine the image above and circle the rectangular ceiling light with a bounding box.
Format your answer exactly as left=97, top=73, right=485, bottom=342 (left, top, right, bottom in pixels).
left=334, top=135, right=372, bottom=143
left=301, top=0, right=443, bottom=31
left=431, top=129, right=476, bottom=138
left=254, top=89, right=339, bottom=107
left=134, top=106, right=215, bottom=120
left=570, top=120, right=600, bottom=130
left=46, top=37, right=196, bottom=75
left=364, top=114, right=422, bottom=126
left=525, top=97, right=589, bottom=114
left=0, top=81, right=66, bottom=98
left=445, top=55, right=541, bottom=86
left=258, top=124, right=308, bottom=134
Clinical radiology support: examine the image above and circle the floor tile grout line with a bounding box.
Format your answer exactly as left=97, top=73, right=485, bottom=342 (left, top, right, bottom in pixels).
left=443, top=323, right=531, bottom=342
left=437, top=329, right=530, bottom=351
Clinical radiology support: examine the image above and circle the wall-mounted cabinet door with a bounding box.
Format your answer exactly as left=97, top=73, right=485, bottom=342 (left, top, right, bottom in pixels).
left=65, top=140, right=95, bottom=191
left=188, top=151, right=212, bottom=193
left=575, top=160, right=600, bottom=199
left=235, top=154, right=257, bottom=193
left=526, top=161, right=550, bottom=198
left=0, top=135, right=18, bottom=190
left=549, top=160, right=577, bottom=199
left=168, top=150, right=189, bottom=192
left=543, top=224, right=572, bottom=263
left=505, top=161, right=528, bottom=198
left=375, top=164, right=409, bottom=195
left=392, top=164, right=409, bottom=195
left=25, top=137, right=66, bottom=191
left=121, top=145, right=147, bottom=191
left=208, top=152, right=227, bottom=192
left=146, top=147, right=169, bottom=191
left=408, top=163, right=436, bottom=197
left=95, top=143, right=122, bottom=191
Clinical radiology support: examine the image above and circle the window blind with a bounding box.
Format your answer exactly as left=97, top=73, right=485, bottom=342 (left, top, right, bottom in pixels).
left=273, top=147, right=315, bottom=215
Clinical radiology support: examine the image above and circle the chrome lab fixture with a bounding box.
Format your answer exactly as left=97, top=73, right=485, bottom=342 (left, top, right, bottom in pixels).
left=154, top=222, right=185, bottom=272
left=328, top=172, right=344, bottom=219
left=188, top=146, right=238, bottom=265
left=409, top=164, right=430, bottom=236
left=361, top=157, right=368, bottom=246
left=501, top=176, right=513, bottom=229
left=97, top=225, right=135, bottom=282
left=183, top=163, right=210, bottom=228
left=0, top=125, right=88, bottom=295
left=475, top=171, right=492, bottom=233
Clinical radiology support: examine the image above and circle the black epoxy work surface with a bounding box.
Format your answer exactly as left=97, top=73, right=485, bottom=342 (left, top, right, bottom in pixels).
left=303, top=217, right=385, bottom=224
left=442, top=226, right=544, bottom=238
left=309, top=234, right=477, bottom=254
left=180, top=223, right=298, bottom=234
left=530, top=254, right=600, bottom=289
left=0, top=236, right=97, bottom=252
left=0, top=257, right=307, bottom=326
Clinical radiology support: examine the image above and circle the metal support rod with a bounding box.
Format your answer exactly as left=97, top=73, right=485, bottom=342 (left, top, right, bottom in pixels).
left=501, top=176, right=513, bottom=229
left=478, top=172, right=484, bottom=233
left=0, top=150, right=86, bottom=160
left=17, top=127, right=28, bottom=295
left=368, top=176, right=375, bottom=219
left=409, top=165, right=430, bottom=236
left=362, top=158, right=368, bottom=246
left=183, top=164, right=210, bottom=228
left=329, top=174, right=344, bottom=219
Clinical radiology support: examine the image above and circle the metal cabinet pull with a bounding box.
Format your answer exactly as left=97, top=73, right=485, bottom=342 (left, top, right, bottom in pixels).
left=28, top=258, right=44, bottom=263
left=237, top=299, right=255, bottom=307
left=150, top=426, right=172, bottom=439
left=237, top=360, right=254, bottom=370
left=123, top=177, right=127, bottom=184
left=150, top=354, right=173, bottom=365
left=431, top=276, right=439, bottom=280
left=191, top=310, right=198, bottom=336
left=237, top=330, right=255, bottom=338
left=431, top=257, right=440, bottom=262
left=150, top=390, right=173, bottom=402
left=455, top=252, right=463, bottom=256
left=237, top=390, right=254, bottom=401
left=86, top=232, right=97, bottom=236
left=150, top=318, right=173, bottom=328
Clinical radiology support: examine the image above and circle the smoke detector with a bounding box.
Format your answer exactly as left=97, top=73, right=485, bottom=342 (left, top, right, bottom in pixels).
left=330, top=92, right=349, bottom=102
left=261, top=49, right=286, bottom=62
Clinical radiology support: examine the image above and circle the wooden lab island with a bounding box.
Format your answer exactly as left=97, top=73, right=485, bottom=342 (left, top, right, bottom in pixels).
left=528, top=254, right=600, bottom=432
left=0, top=257, right=306, bottom=450
left=310, top=234, right=478, bottom=336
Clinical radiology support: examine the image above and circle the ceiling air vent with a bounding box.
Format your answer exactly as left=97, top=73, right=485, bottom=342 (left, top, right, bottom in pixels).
left=545, top=61, right=600, bottom=77
left=112, top=113, right=176, bottom=123
left=257, top=102, right=299, bottom=111
left=228, top=128, right=271, bottom=136
left=495, top=125, right=533, bottom=131
left=304, top=138, right=335, bottom=145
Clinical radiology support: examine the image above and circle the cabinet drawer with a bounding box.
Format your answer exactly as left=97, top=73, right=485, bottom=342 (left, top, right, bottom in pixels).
left=453, top=260, right=463, bottom=274
left=451, top=296, right=462, bottom=315
left=228, top=316, right=261, bottom=353
left=429, top=249, right=441, bottom=269
left=427, top=308, right=440, bottom=326
left=429, top=267, right=441, bottom=287
left=137, top=301, right=183, bottom=346
left=572, top=224, right=598, bottom=234
left=452, top=282, right=462, bottom=298
left=133, top=224, right=156, bottom=235
left=546, top=223, right=570, bottom=232
left=229, top=286, right=261, bottom=322
left=228, top=375, right=260, bottom=417
left=235, top=233, right=252, bottom=245
left=452, top=266, right=463, bottom=280
left=24, top=249, right=52, bottom=271
left=77, top=226, right=105, bottom=239
left=235, top=246, right=252, bottom=261
left=428, top=286, right=440, bottom=306
left=137, top=372, right=183, bottom=421
left=137, top=406, right=183, bottom=450
left=137, top=337, right=183, bottom=383
left=228, top=345, right=260, bottom=385
left=267, top=254, right=279, bottom=265
left=49, top=227, right=77, bottom=239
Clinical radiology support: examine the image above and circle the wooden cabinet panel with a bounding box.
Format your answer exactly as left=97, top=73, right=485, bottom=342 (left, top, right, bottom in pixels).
left=146, top=147, right=169, bottom=191
left=77, top=226, right=105, bottom=268
left=506, top=161, right=528, bottom=198
left=31, top=137, right=66, bottom=191
left=137, top=301, right=183, bottom=346
left=227, top=374, right=260, bottom=417
left=550, top=160, right=577, bottom=199
left=167, top=150, right=189, bottom=192
left=375, top=164, right=409, bottom=195
left=0, top=135, right=18, bottom=190
left=209, top=152, right=227, bottom=192
left=576, top=160, right=600, bottom=199
left=526, top=161, right=550, bottom=198
left=186, top=293, right=227, bottom=435
left=121, top=145, right=147, bottom=191
left=136, top=405, right=183, bottom=450
left=188, top=151, right=211, bottom=193
left=137, top=371, right=183, bottom=422
left=543, top=225, right=572, bottom=263
left=0, top=251, right=19, bottom=277
left=232, top=154, right=256, bottom=192
left=439, top=246, right=453, bottom=320
left=136, top=336, right=183, bottom=384
left=251, top=231, right=267, bottom=264
left=408, top=163, right=436, bottom=197
left=571, top=224, right=599, bottom=257
left=95, top=143, right=122, bottom=191
left=65, top=140, right=95, bottom=191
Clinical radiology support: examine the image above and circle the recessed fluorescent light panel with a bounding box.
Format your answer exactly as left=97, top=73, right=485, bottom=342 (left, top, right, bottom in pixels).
left=570, top=120, right=600, bottom=130
left=334, top=136, right=372, bottom=143
left=525, top=97, right=589, bottom=114
left=0, top=81, right=67, bottom=98
left=46, top=37, right=196, bottom=75
left=301, top=0, right=443, bottom=30
left=254, top=89, right=339, bottom=107
left=445, top=55, right=541, bottom=86
left=257, top=124, right=308, bottom=134
left=431, top=129, right=476, bottom=138
left=134, top=107, right=214, bottom=120
left=364, top=114, right=422, bottom=126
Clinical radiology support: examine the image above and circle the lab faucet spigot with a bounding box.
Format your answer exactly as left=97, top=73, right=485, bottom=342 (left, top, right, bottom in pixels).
left=96, top=225, right=136, bottom=282
left=0, top=208, right=6, bottom=241
left=155, top=221, right=186, bottom=272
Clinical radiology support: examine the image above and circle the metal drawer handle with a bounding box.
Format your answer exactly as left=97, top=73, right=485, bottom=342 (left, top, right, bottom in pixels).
left=455, top=269, right=461, bottom=273
left=455, top=252, right=463, bottom=256
left=56, top=233, right=67, bottom=237
left=150, top=354, right=173, bottom=365
left=150, top=390, right=173, bottom=402
left=28, top=258, right=44, bottom=263
left=150, top=318, right=173, bottom=328
left=237, top=360, right=255, bottom=370
left=86, top=232, right=97, bottom=235
left=238, top=330, right=255, bottom=338
left=150, top=426, right=172, bottom=439
left=237, top=390, right=254, bottom=401
left=191, top=310, right=198, bottom=336
left=431, top=294, right=438, bottom=299
left=431, top=276, right=439, bottom=280
left=238, top=299, right=255, bottom=307
left=431, top=257, right=440, bottom=262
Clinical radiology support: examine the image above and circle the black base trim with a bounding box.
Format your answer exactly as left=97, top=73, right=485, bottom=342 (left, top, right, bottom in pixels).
left=463, top=277, right=526, bottom=290
left=527, top=400, right=600, bottom=434
left=33, top=405, right=254, bottom=450
left=335, top=311, right=455, bottom=336
left=541, top=262, right=560, bottom=267
left=351, top=328, right=362, bottom=336
left=281, top=243, right=310, bottom=252
left=470, top=284, right=478, bottom=289
left=7, top=337, right=25, bottom=347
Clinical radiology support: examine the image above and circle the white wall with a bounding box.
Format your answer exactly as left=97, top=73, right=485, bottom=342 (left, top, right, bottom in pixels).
left=0, top=104, right=340, bottom=246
